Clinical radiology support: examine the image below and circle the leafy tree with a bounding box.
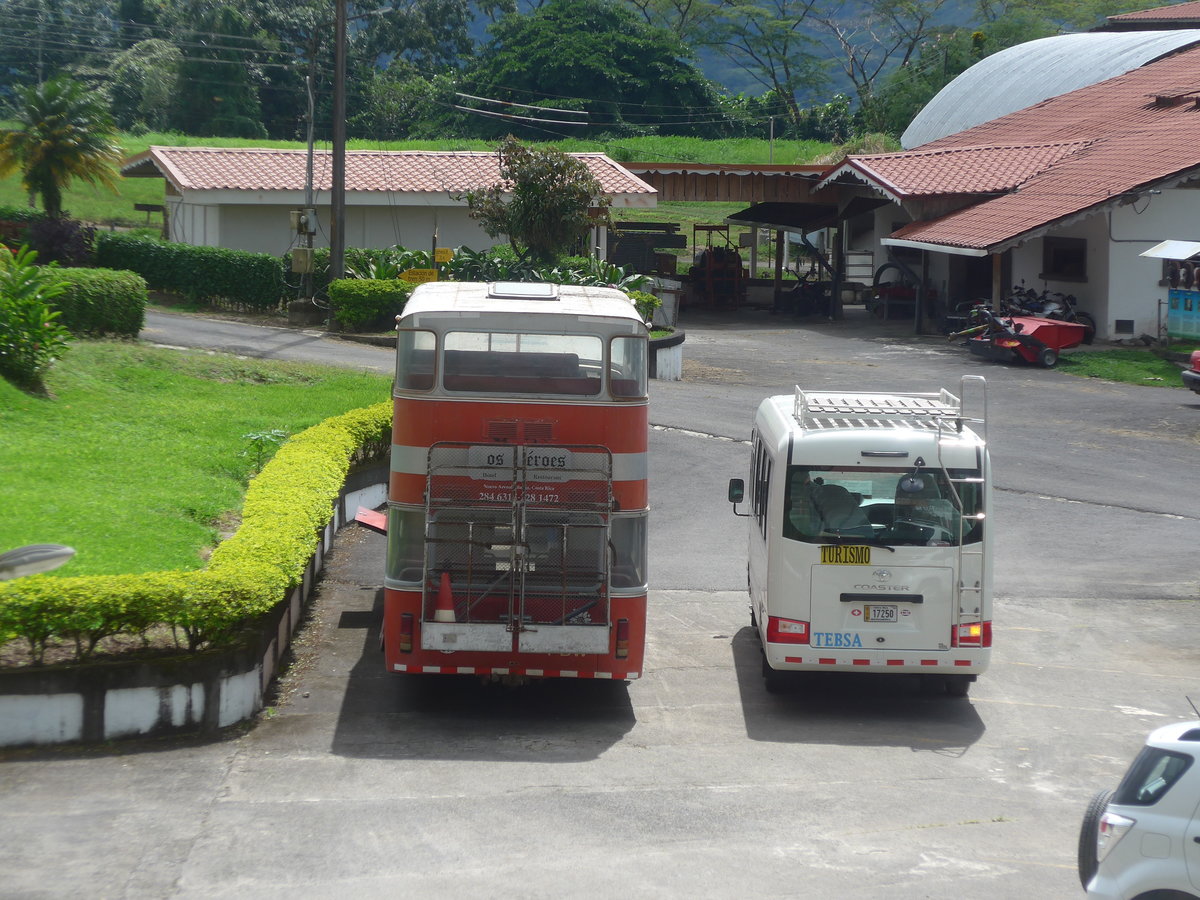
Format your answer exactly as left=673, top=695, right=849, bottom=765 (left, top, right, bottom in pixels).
left=352, top=64, right=465, bottom=140
left=463, top=137, right=612, bottom=264
left=465, top=0, right=721, bottom=138
left=0, top=75, right=122, bottom=219
left=167, top=4, right=269, bottom=138
left=976, top=0, right=1146, bottom=32
left=865, top=26, right=988, bottom=136
left=0, top=0, right=117, bottom=102
left=359, top=0, right=477, bottom=70
left=622, top=0, right=724, bottom=45
left=108, top=39, right=184, bottom=132
left=815, top=0, right=955, bottom=113
left=701, top=0, right=829, bottom=128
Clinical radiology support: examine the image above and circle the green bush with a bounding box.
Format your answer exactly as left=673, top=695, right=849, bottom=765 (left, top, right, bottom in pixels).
left=0, top=207, right=49, bottom=254
left=627, top=289, right=662, bottom=324
left=53, top=268, right=148, bottom=337
left=0, top=205, right=50, bottom=225
left=327, top=277, right=413, bottom=330
left=0, top=401, right=393, bottom=662
left=292, top=246, right=434, bottom=296
left=0, top=246, right=72, bottom=389
left=95, top=232, right=286, bottom=309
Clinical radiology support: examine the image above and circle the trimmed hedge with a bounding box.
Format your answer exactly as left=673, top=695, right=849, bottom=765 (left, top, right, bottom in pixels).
left=0, top=206, right=50, bottom=225
left=327, top=277, right=414, bottom=329
left=0, top=402, right=393, bottom=663
left=53, top=268, right=148, bottom=337
left=95, top=232, right=286, bottom=309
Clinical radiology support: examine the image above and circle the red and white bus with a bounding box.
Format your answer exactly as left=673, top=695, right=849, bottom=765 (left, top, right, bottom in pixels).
left=380, top=281, right=649, bottom=681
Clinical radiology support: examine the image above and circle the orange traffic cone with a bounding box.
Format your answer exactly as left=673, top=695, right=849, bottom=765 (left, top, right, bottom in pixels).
left=434, top=571, right=456, bottom=623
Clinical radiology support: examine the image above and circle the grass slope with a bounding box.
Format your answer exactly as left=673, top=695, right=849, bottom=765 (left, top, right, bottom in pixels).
left=0, top=341, right=391, bottom=576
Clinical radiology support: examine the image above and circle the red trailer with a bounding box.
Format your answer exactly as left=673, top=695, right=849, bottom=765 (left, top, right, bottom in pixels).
left=953, top=308, right=1088, bottom=368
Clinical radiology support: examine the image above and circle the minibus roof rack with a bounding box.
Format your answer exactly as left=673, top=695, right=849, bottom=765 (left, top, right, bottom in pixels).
left=793, top=381, right=986, bottom=433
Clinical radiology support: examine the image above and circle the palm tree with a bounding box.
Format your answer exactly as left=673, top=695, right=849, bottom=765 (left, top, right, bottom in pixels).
left=0, top=75, right=123, bottom=219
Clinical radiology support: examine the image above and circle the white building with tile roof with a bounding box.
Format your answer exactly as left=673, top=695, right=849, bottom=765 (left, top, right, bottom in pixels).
left=121, top=146, right=657, bottom=259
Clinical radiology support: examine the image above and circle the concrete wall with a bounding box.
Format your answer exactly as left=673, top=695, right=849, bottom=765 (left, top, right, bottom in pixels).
left=172, top=200, right=497, bottom=257
left=1107, top=187, right=1200, bottom=339
left=0, top=468, right=388, bottom=748
left=1009, top=213, right=1110, bottom=336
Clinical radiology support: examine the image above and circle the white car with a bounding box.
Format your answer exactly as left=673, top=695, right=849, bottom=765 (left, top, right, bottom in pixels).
left=1078, top=719, right=1200, bottom=898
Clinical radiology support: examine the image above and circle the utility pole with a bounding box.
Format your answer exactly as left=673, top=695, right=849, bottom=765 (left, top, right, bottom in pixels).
left=330, top=0, right=347, bottom=283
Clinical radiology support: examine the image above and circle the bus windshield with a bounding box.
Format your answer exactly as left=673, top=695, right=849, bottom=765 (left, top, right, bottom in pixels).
left=442, top=331, right=603, bottom=395
left=783, top=466, right=983, bottom=546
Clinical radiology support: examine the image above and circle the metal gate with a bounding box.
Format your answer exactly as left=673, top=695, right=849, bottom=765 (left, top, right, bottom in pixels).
left=420, top=442, right=613, bottom=654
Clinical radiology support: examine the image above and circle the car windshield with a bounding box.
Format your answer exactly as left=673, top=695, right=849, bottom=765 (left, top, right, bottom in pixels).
left=782, top=465, right=983, bottom=546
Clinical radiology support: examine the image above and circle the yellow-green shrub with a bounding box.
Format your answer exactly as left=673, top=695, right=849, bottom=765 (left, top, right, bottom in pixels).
left=0, top=401, right=393, bottom=664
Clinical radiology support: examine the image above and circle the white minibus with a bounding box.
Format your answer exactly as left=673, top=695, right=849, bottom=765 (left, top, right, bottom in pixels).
left=729, top=377, right=991, bottom=696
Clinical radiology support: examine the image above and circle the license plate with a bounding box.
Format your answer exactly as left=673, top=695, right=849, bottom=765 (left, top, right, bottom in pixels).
left=820, top=545, right=871, bottom=565
left=865, top=604, right=897, bottom=623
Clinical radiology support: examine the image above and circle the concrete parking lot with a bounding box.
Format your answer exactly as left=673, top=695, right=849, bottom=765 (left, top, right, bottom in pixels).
left=2, top=307, right=1196, bottom=899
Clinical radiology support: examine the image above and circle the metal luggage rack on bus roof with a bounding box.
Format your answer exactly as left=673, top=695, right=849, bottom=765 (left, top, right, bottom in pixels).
left=793, top=376, right=987, bottom=434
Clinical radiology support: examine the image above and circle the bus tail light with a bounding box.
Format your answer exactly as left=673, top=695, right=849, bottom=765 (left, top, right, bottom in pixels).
left=951, top=621, right=991, bottom=647
left=399, top=612, right=414, bottom=653
left=767, top=616, right=810, bottom=644
left=615, top=618, right=630, bottom=658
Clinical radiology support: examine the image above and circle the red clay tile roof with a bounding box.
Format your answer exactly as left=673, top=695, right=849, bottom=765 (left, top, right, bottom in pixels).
left=841, top=44, right=1200, bottom=251
left=1108, top=1, right=1200, bottom=24
left=823, top=141, right=1092, bottom=198
left=121, top=147, right=655, bottom=198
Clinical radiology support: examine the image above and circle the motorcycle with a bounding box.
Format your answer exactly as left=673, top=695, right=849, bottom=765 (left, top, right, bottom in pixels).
left=1003, top=284, right=1096, bottom=344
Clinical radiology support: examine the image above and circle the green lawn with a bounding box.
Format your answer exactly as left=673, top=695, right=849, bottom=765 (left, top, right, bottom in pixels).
left=1058, top=347, right=1190, bottom=387
left=0, top=341, right=392, bottom=577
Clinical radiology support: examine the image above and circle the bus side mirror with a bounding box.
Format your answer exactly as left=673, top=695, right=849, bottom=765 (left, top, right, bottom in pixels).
left=728, top=478, right=744, bottom=504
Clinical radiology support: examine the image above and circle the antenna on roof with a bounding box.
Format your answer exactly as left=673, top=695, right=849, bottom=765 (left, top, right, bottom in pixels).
left=1187, top=695, right=1199, bottom=718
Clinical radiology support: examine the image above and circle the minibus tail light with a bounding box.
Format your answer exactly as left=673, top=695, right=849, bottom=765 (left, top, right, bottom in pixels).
left=951, top=621, right=991, bottom=647
left=767, top=616, right=810, bottom=644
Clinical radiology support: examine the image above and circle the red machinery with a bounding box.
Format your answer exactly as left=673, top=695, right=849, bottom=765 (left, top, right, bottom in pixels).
left=951, top=307, right=1088, bottom=368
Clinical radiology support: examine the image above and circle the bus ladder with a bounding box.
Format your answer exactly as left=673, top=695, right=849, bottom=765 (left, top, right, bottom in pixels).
left=933, top=375, right=988, bottom=632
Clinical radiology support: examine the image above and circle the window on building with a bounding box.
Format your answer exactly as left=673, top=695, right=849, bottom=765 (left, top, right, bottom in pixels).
left=1041, top=237, right=1087, bottom=281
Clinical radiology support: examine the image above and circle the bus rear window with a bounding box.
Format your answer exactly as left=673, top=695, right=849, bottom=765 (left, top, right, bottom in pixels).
left=443, top=332, right=603, bottom=395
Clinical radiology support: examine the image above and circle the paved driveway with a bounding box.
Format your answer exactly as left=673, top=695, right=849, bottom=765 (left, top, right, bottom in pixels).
left=1, top=306, right=1196, bottom=898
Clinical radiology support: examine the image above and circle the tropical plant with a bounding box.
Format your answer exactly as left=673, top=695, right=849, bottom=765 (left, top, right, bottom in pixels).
left=0, top=245, right=72, bottom=390
left=0, top=74, right=123, bottom=219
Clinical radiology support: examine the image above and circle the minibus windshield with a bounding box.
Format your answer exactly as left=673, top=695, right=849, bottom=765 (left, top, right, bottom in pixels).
left=782, top=466, right=982, bottom=546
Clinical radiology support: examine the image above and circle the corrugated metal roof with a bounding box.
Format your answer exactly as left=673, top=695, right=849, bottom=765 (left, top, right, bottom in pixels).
left=871, top=46, right=1200, bottom=252
left=120, top=147, right=656, bottom=198
left=902, top=30, right=1200, bottom=148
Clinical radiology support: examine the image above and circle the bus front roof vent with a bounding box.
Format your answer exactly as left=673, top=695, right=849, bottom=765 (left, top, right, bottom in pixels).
left=489, top=282, right=559, bottom=300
